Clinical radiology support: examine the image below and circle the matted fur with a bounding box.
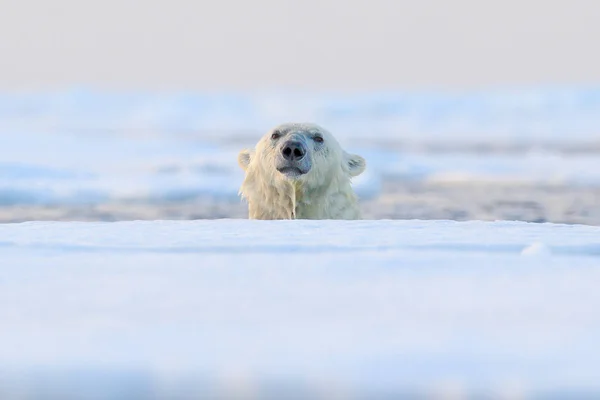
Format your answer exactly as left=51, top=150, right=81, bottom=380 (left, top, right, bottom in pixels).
left=237, top=123, right=366, bottom=220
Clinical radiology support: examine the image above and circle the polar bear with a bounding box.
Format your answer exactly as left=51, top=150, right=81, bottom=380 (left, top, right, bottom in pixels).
left=237, top=123, right=366, bottom=220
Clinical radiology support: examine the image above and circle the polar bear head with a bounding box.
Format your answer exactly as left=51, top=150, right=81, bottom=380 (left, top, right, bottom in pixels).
left=237, top=123, right=366, bottom=220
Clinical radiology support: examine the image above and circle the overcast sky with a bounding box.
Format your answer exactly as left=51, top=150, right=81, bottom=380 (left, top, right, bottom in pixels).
left=1, top=0, right=599, bottom=91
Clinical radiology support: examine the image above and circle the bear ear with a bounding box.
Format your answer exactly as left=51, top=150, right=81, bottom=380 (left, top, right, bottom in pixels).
left=237, top=149, right=253, bottom=171
left=345, top=152, right=366, bottom=177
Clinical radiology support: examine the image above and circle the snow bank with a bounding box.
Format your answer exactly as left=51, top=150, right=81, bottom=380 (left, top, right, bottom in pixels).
left=1, top=220, right=600, bottom=398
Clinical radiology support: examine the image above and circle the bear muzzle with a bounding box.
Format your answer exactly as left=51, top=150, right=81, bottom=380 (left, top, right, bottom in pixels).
left=276, top=139, right=311, bottom=178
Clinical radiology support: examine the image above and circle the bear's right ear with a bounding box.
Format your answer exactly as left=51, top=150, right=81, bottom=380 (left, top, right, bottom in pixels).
left=237, top=149, right=253, bottom=171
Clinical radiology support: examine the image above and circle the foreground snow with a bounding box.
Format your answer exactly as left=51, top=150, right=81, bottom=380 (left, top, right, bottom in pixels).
left=1, top=219, right=600, bottom=399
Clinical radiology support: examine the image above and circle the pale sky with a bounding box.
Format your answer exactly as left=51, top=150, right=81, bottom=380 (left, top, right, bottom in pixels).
left=1, top=0, right=599, bottom=91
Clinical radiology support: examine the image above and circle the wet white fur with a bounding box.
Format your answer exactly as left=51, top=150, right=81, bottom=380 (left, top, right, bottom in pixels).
left=237, top=123, right=366, bottom=220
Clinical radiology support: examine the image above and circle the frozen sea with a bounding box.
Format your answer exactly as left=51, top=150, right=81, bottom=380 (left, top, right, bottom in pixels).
left=1, top=219, right=600, bottom=399
left=1, top=88, right=600, bottom=399
left=1, top=87, right=600, bottom=224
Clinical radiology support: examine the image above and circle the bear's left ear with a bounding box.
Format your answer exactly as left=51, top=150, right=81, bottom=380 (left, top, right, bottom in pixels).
left=237, top=149, right=254, bottom=171
left=344, top=152, right=366, bottom=177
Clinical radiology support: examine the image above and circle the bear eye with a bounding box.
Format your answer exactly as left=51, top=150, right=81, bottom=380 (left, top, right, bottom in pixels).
left=313, top=135, right=324, bottom=143
left=271, top=131, right=281, bottom=140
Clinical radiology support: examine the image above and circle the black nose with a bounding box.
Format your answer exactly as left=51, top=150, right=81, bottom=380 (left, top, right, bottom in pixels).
left=281, top=141, right=306, bottom=161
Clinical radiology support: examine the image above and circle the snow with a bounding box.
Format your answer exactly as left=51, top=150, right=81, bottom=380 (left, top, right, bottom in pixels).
left=521, top=241, right=553, bottom=256
left=2, top=88, right=599, bottom=396
left=2, top=133, right=599, bottom=208
left=2, top=88, right=600, bottom=207
left=0, top=133, right=244, bottom=206
left=1, top=219, right=600, bottom=398
left=3, top=87, right=600, bottom=142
